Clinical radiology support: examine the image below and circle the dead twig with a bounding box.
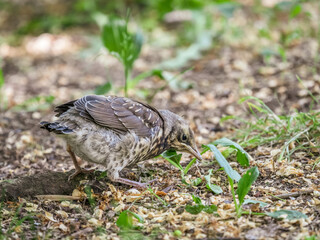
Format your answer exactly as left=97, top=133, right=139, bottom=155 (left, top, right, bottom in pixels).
left=272, top=189, right=314, bottom=200
left=70, top=227, right=93, bottom=238
left=35, top=195, right=81, bottom=201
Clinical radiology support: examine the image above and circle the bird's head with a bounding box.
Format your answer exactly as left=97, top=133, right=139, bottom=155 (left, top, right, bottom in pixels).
left=160, top=110, right=202, bottom=161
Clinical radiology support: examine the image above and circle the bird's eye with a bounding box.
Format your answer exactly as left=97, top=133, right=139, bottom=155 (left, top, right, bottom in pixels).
left=181, top=134, right=187, bottom=142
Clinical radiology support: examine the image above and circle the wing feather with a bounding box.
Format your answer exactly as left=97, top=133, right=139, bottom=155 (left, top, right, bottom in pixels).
left=58, top=95, right=163, bottom=137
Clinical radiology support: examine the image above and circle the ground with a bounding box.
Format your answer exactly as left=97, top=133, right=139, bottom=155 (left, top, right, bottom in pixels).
left=0, top=1, right=320, bottom=239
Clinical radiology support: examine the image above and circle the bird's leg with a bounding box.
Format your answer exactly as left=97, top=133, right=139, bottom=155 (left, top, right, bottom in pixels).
left=116, top=178, right=150, bottom=189
left=109, top=171, right=156, bottom=189
left=67, top=145, right=93, bottom=181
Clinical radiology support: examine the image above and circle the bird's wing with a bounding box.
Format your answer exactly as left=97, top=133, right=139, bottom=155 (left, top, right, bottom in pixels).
left=56, top=95, right=163, bottom=137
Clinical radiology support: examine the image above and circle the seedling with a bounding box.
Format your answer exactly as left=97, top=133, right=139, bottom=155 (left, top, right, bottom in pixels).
left=162, top=138, right=248, bottom=180
left=185, top=195, right=217, bottom=215
left=228, top=166, right=307, bottom=220
left=116, top=210, right=144, bottom=229
left=228, top=166, right=259, bottom=217
left=84, top=185, right=96, bottom=210
left=116, top=210, right=145, bottom=239
left=101, top=15, right=143, bottom=97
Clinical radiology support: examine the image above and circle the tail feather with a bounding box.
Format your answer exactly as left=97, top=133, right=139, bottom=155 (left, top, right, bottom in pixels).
left=40, top=121, right=74, bottom=134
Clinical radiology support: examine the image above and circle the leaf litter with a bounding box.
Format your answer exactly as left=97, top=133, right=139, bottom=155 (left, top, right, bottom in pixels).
left=1, top=2, right=320, bottom=239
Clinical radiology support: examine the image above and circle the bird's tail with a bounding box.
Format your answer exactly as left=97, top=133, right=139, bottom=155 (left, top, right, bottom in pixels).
left=40, top=121, right=74, bottom=134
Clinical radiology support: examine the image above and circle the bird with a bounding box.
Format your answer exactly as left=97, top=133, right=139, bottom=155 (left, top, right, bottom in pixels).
left=40, top=95, right=202, bottom=188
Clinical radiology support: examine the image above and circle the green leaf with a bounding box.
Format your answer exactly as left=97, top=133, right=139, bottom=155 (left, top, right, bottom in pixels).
left=97, top=171, right=108, bottom=180
left=116, top=211, right=133, bottom=229
left=173, top=230, right=182, bottom=237
left=236, top=167, right=259, bottom=206
left=304, top=235, right=319, bottom=240
left=185, top=204, right=204, bottom=215
left=290, top=4, right=302, bottom=19
left=161, top=150, right=183, bottom=171
left=192, top=178, right=202, bottom=186
left=101, top=17, right=142, bottom=71
left=243, top=199, right=268, bottom=208
left=116, top=210, right=144, bottom=230
left=127, top=210, right=144, bottom=223
left=186, top=195, right=218, bottom=214
left=204, top=169, right=223, bottom=194
left=128, top=69, right=164, bottom=90
left=216, top=2, right=240, bottom=18
left=94, top=82, right=112, bottom=95
left=266, top=210, right=307, bottom=220
left=221, top=147, right=235, bottom=158
left=84, top=185, right=96, bottom=209
left=12, top=95, right=55, bottom=112
left=191, top=195, right=202, bottom=204
left=203, top=205, right=218, bottom=214
left=213, top=138, right=250, bottom=166
left=0, top=69, right=4, bottom=89
left=203, top=144, right=241, bottom=181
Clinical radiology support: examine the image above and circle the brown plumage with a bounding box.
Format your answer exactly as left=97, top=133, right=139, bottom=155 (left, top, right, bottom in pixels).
left=40, top=95, right=202, bottom=188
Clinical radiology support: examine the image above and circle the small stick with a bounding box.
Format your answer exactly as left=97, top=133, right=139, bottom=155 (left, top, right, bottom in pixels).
left=35, top=195, right=81, bottom=201
left=71, top=228, right=93, bottom=238
left=271, top=189, right=314, bottom=200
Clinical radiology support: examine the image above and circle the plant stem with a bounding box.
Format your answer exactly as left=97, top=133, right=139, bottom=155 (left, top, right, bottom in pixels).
left=183, top=149, right=209, bottom=175
left=184, top=158, right=197, bottom=175
left=228, top=177, right=241, bottom=217
left=241, top=211, right=266, bottom=216
left=147, top=187, right=168, bottom=206
left=124, top=67, right=130, bottom=97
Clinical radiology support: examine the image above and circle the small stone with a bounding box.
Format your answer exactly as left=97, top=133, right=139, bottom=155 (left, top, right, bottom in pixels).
left=93, top=208, right=104, bottom=220
left=88, top=218, right=102, bottom=226
left=176, top=207, right=184, bottom=215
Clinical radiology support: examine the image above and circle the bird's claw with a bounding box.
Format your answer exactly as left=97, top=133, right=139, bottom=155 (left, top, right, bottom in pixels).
left=68, top=168, right=94, bottom=181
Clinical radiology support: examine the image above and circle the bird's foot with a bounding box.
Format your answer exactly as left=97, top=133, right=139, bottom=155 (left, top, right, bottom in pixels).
left=115, top=177, right=157, bottom=189
left=68, top=168, right=94, bottom=181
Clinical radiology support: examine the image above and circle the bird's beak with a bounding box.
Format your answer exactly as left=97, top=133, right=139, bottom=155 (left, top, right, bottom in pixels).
left=185, top=144, right=203, bottom=161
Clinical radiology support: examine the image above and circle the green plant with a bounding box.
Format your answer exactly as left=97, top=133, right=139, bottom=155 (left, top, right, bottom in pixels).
left=163, top=136, right=308, bottom=220
left=116, top=210, right=144, bottom=229
left=228, top=166, right=259, bottom=217
left=147, top=187, right=168, bottom=206
left=11, top=95, right=55, bottom=112
left=228, top=166, right=308, bottom=220
left=305, top=235, right=320, bottom=240
left=101, top=15, right=143, bottom=97
left=162, top=137, right=247, bottom=180
left=94, top=82, right=112, bottom=95
left=0, top=68, right=3, bottom=90
left=116, top=210, right=145, bottom=240
left=0, top=203, right=36, bottom=239
left=84, top=185, right=96, bottom=210
left=185, top=194, right=217, bottom=215
left=204, top=169, right=222, bottom=194
left=222, top=96, right=320, bottom=162
left=0, top=61, right=6, bottom=111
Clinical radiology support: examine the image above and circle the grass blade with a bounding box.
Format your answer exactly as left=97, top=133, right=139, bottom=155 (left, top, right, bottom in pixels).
left=203, top=144, right=241, bottom=181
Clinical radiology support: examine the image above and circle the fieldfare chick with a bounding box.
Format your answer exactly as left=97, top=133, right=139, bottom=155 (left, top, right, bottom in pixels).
left=40, top=95, right=202, bottom=188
